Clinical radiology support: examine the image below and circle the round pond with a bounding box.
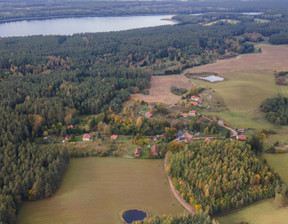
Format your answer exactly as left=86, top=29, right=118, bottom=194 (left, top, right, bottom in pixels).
left=122, top=209, right=147, bottom=223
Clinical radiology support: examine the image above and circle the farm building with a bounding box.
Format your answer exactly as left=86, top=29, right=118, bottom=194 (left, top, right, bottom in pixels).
left=238, top=129, right=245, bottom=133
left=110, top=135, right=118, bottom=140
left=83, top=134, right=91, bottom=141
left=134, top=148, right=141, bottom=157
left=189, top=110, right=196, bottom=116
left=190, top=101, right=198, bottom=106
left=179, top=113, right=188, bottom=117
left=151, top=145, right=159, bottom=156
left=191, top=96, right=200, bottom=101
left=145, top=112, right=153, bottom=118
left=236, top=135, right=247, bottom=141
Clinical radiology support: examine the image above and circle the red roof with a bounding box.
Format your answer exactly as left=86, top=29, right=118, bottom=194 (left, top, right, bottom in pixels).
left=65, top=134, right=69, bottom=140
left=190, top=101, right=198, bottom=106
left=145, top=112, right=153, bottom=118
left=134, top=148, right=141, bottom=157
left=110, top=135, right=118, bottom=140
left=237, top=135, right=247, bottom=141
left=179, top=113, right=188, bottom=117
left=83, top=134, right=91, bottom=141
left=204, top=137, right=211, bottom=142
left=151, top=145, right=159, bottom=156
left=198, top=98, right=203, bottom=104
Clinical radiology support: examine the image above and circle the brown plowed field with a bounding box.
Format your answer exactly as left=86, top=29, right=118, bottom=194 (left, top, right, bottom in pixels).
left=133, top=74, right=193, bottom=105
left=185, top=44, right=288, bottom=74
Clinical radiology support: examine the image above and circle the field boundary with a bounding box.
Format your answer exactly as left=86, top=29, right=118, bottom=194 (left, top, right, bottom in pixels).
left=164, top=155, right=196, bottom=214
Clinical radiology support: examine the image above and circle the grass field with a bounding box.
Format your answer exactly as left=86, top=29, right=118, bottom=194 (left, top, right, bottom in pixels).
left=218, top=199, right=288, bottom=224
left=204, top=19, right=240, bottom=26
left=264, top=153, right=288, bottom=185
left=192, top=71, right=286, bottom=129
left=17, top=158, right=184, bottom=224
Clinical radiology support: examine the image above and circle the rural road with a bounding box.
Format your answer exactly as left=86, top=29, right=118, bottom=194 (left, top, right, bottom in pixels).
left=164, top=155, right=196, bottom=214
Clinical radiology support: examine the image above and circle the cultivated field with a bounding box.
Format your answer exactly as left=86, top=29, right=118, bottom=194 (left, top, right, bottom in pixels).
left=17, top=158, right=184, bottom=224
left=185, top=45, right=288, bottom=74
left=133, top=75, right=194, bottom=105
left=218, top=199, right=288, bottom=224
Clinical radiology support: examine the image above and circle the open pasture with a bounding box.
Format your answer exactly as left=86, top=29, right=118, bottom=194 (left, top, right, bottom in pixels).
left=17, top=157, right=184, bottom=224
left=218, top=199, right=288, bottom=224
left=185, top=45, right=288, bottom=74
left=133, top=75, right=193, bottom=105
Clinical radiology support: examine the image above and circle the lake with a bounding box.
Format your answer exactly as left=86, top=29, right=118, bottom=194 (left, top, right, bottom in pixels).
left=0, top=15, right=175, bottom=38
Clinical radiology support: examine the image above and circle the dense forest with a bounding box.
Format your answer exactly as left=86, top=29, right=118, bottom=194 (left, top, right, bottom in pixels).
left=168, top=140, right=282, bottom=215
left=260, top=96, right=288, bottom=125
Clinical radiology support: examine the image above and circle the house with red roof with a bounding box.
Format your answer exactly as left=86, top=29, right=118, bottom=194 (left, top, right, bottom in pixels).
left=179, top=113, right=188, bottom=117
left=110, top=135, right=118, bottom=140
left=145, top=112, right=153, bottom=119
left=236, top=135, right=247, bottom=141
left=83, top=134, right=91, bottom=141
left=190, top=101, right=198, bottom=106
left=151, top=145, right=159, bottom=156
left=134, top=148, right=141, bottom=157
left=189, top=110, right=196, bottom=116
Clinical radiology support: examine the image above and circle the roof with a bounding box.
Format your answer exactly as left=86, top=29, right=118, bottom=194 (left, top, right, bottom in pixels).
left=145, top=112, right=153, bottom=117
left=191, top=96, right=199, bottom=101
left=190, top=101, right=198, bottom=106
left=185, top=139, right=193, bottom=143
left=189, top=110, right=196, bottom=114
left=179, top=113, right=188, bottom=117
left=151, top=145, right=159, bottom=156
left=237, top=135, right=247, bottom=141
left=204, top=137, right=211, bottom=142
left=110, top=135, right=118, bottom=140
left=134, top=148, right=141, bottom=157
left=83, top=133, right=91, bottom=140
left=177, top=130, right=184, bottom=136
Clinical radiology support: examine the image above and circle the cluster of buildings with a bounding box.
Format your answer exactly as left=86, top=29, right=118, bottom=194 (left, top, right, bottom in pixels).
left=179, top=110, right=197, bottom=118
left=189, top=96, right=203, bottom=106
left=134, top=144, right=159, bottom=158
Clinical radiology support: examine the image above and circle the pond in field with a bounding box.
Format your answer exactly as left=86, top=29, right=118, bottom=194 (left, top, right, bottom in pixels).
left=122, top=210, right=147, bottom=223
left=0, top=15, right=176, bottom=37
left=195, top=75, right=224, bottom=82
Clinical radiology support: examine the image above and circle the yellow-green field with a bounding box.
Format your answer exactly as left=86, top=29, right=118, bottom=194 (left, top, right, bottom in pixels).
left=17, top=158, right=184, bottom=224
left=254, top=18, right=270, bottom=23
left=264, top=153, right=288, bottom=185
left=217, top=199, right=288, bottom=224
left=192, top=72, right=288, bottom=129
left=204, top=19, right=240, bottom=26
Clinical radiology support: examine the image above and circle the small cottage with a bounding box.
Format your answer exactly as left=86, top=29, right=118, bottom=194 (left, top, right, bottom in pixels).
left=236, top=135, right=247, bottom=141
left=83, top=134, right=91, bottom=141
left=110, top=135, right=118, bottom=140
left=134, top=148, right=141, bottom=157
left=151, top=145, right=159, bottom=156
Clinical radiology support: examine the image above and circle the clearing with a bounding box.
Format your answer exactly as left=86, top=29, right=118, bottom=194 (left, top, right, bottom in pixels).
left=17, top=157, right=184, bottom=224
left=185, top=45, right=288, bottom=74
left=133, top=75, right=193, bottom=105
left=218, top=199, right=288, bottom=224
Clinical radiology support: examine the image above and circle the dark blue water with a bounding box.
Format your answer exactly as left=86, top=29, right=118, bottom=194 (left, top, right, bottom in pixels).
left=122, top=210, right=147, bottom=223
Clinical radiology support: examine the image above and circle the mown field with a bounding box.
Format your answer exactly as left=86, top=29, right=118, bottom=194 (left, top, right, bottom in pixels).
left=218, top=199, right=288, bottom=224
left=17, top=157, right=184, bottom=224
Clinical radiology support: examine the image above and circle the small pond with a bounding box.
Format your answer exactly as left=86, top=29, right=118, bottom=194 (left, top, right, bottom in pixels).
left=195, top=75, right=224, bottom=82
left=122, top=209, right=147, bottom=223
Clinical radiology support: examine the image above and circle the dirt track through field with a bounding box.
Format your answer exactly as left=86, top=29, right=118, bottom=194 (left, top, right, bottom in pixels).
left=185, top=44, right=288, bottom=74
left=132, top=75, right=193, bottom=105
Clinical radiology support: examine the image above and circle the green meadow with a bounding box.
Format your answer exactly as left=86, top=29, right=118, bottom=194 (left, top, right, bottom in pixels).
left=17, top=157, right=184, bottom=224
